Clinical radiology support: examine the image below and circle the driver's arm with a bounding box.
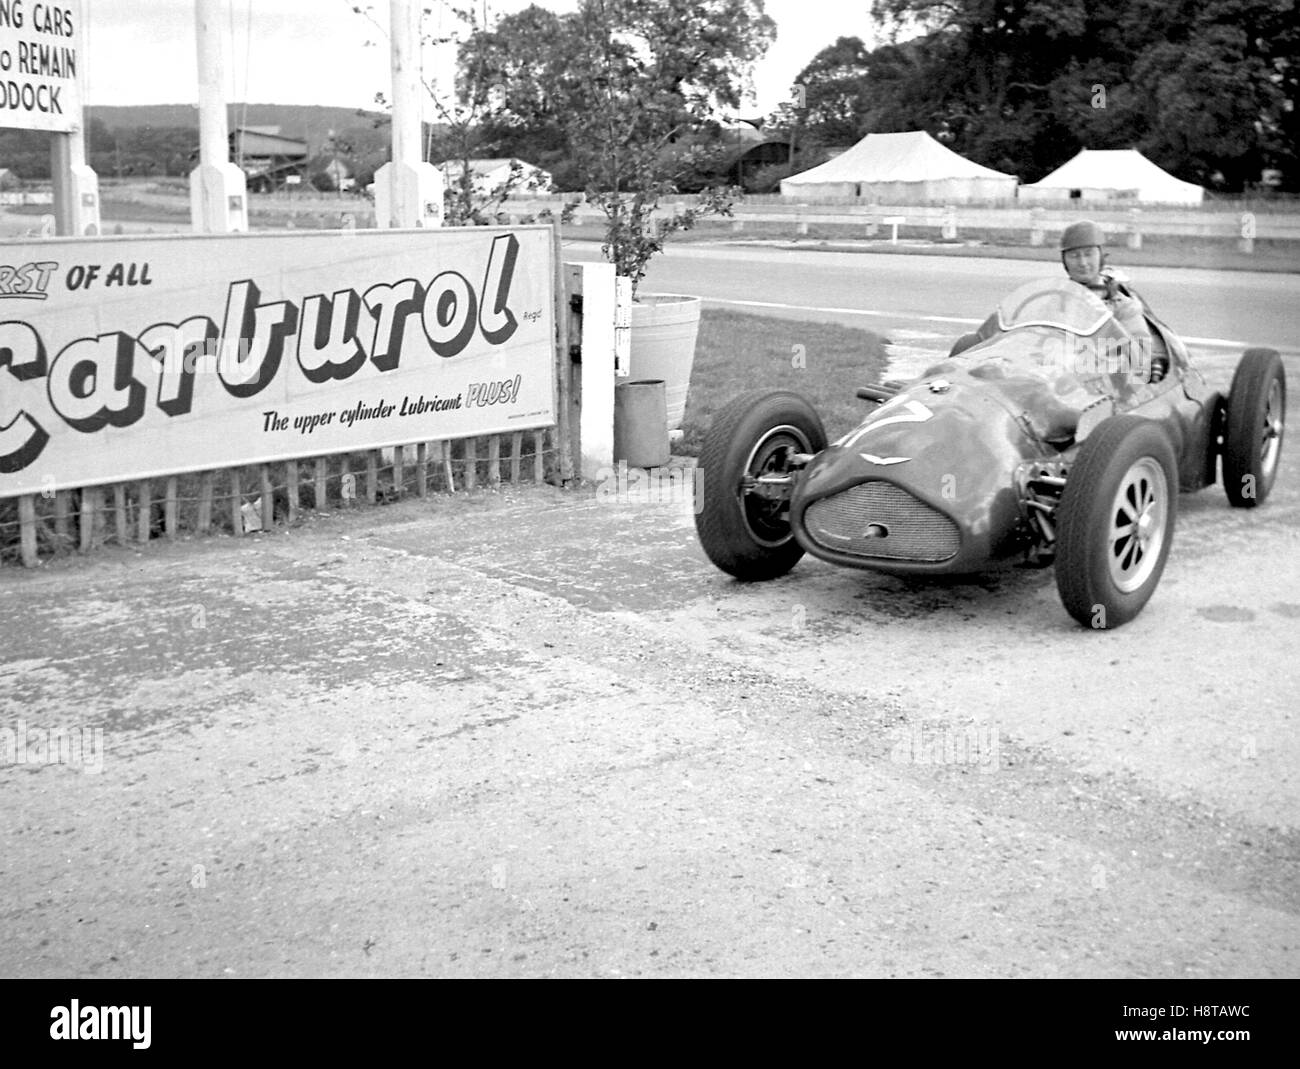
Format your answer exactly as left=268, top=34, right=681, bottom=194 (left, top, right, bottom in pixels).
left=1105, top=280, right=1157, bottom=380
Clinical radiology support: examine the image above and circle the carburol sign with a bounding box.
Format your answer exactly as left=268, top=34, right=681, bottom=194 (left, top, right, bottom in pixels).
left=0, top=226, right=558, bottom=496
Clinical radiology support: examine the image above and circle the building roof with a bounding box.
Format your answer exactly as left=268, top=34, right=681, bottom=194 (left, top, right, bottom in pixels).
left=232, top=127, right=308, bottom=157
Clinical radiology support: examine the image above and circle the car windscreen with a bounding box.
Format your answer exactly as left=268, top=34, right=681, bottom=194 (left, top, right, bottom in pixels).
left=995, top=278, right=1113, bottom=335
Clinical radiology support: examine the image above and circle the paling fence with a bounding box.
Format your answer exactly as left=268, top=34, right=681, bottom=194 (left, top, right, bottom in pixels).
left=0, top=433, right=561, bottom=565
left=0, top=223, right=579, bottom=568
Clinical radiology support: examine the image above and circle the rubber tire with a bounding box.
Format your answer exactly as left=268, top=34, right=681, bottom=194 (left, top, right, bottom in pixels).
left=1055, top=416, right=1178, bottom=629
left=694, top=389, right=827, bottom=581
left=1223, top=348, right=1286, bottom=508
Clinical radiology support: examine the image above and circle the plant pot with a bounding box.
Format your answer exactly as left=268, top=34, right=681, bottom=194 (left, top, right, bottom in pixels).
left=628, top=293, right=701, bottom=433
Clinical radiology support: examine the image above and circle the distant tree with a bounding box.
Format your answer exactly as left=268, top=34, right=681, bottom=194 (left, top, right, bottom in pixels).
left=0, top=128, right=51, bottom=179
left=861, top=0, right=1300, bottom=190
left=790, top=36, right=873, bottom=145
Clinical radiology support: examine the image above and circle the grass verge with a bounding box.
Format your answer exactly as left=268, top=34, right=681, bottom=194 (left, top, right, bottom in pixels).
left=677, top=309, right=890, bottom=456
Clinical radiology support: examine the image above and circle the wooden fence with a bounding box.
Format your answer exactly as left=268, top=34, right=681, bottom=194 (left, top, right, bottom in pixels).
left=0, top=429, right=564, bottom=567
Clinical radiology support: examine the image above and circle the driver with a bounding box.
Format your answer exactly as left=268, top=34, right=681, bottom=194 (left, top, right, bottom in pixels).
left=1059, top=220, right=1158, bottom=379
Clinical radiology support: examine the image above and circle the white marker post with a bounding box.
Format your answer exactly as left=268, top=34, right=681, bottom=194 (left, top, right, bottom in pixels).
left=373, top=0, right=443, bottom=229
left=0, top=0, right=98, bottom=235
left=189, top=0, right=247, bottom=232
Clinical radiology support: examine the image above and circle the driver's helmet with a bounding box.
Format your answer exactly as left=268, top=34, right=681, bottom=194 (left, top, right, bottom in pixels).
left=1060, top=220, right=1105, bottom=253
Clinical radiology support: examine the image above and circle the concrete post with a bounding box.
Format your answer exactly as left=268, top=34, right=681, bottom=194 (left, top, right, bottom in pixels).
left=1029, top=207, right=1046, bottom=246
left=1238, top=211, right=1256, bottom=254
left=66, top=121, right=102, bottom=236
left=1127, top=207, right=1142, bottom=250
left=565, top=261, right=616, bottom=480
left=374, top=0, right=444, bottom=228
left=189, top=0, right=248, bottom=232
left=941, top=204, right=958, bottom=240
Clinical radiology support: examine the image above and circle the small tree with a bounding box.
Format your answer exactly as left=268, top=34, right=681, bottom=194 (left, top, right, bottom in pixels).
left=463, top=0, right=776, bottom=294
left=560, top=0, right=774, bottom=295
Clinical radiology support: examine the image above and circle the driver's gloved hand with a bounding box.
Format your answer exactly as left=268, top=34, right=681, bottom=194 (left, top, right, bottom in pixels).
left=1109, top=293, right=1144, bottom=322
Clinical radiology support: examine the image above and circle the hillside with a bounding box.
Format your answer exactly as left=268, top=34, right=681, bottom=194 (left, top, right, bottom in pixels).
left=88, top=103, right=388, bottom=153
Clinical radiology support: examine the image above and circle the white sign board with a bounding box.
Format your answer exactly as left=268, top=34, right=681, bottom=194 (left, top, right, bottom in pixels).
left=0, top=0, right=83, bottom=133
left=0, top=226, right=557, bottom=496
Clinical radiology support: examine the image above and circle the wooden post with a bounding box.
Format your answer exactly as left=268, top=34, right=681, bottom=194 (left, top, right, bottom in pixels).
left=510, top=432, right=523, bottom=483
left=53, top=491, right=71, bottom=551
left=230, top=469, right=243, bottom=532
left=416, top=442, right=428, bottom=497
left=553, top=219, right=575, bottom=483
left=136, top=480, right=151, bottom=543
left=165, top=476, right=179, bottom=538
left=366, top=451, right=379, bottom=503
left=287, top=460, right=300, bottom=522
left=18, top=495, right=37, bottom=566
left=533, top=430, right=545, bottom=483
left=442, top=440, right=455, bottom=493
left=393, top=445, right=404, bottom=497
left=487, top=435, right=501, bottom=486
left=340, top=456, right=353, bottom=507
left=79, top=487, right=98, bottom=552
left=197, top=472, right=214, bottom=533
left=259, top=466, right=273, bottom=530
left=315, top=457, right=328, bottom=509
left=463, top=438, right=477, bottom=491
left=113, top=484, right=128, bottom=543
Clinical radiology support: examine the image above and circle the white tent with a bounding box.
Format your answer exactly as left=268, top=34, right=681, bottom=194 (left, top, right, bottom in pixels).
left=779, top=130, right=1017, bottom=202
left=1020, top=149, right=1203, bottom=205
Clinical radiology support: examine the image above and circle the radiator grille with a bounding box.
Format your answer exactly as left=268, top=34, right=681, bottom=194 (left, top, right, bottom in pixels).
left=804, top=482, right=959, bottom=561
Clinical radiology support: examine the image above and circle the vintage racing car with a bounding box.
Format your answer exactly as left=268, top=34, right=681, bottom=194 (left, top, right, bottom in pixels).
left=694, top=276, right=1286, bottom=628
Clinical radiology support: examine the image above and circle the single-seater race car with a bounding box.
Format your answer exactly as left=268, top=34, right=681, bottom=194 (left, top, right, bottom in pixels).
left=694, top=276, right=1286, bottom=628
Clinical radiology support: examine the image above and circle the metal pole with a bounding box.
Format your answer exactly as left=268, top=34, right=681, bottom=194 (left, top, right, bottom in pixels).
left=390, top=0, right=422, bottom=169
left=196, top=0, right=231, bottom=167
left=374, top=0, right=443, bottom=227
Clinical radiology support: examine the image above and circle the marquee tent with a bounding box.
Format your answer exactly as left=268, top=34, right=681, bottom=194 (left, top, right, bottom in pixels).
left=1019, top=149, right=1204, bottom=205
left=779, top=130, right=1017, bottom=202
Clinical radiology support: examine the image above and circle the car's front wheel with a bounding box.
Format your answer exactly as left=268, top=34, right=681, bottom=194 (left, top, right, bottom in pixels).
left=1223, top=347, right=1286, bottom=508
left=694, top=390, right=827, bottom=581
left=1055, top=416, right=1178, bottom=629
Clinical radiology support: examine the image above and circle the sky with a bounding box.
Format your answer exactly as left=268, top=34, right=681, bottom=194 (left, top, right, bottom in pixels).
left=82, top=0, right=879, bottom=120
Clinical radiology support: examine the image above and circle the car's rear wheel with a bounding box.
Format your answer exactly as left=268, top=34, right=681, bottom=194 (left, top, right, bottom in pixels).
left=695, top=390, right=826, bottom=580
left=1055, top=416, right=1178, bottom=629
left=1223, top=347, right=1286, bottom=508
